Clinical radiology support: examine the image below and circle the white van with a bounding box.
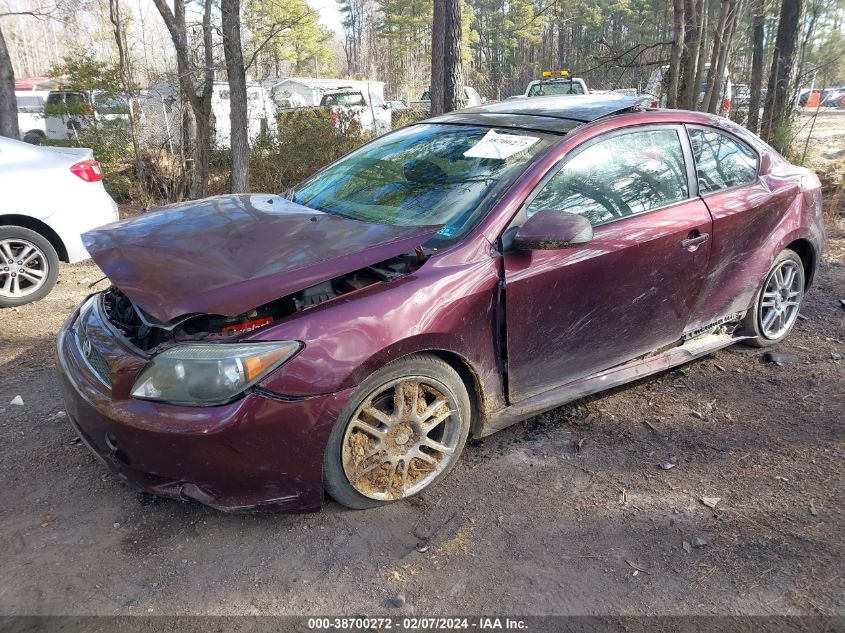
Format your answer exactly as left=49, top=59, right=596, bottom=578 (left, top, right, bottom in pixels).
left=15, top=90, right=49, bottom=144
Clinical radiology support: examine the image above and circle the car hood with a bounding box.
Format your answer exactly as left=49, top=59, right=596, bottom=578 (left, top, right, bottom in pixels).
left=82, top=194, right=439, bottom=324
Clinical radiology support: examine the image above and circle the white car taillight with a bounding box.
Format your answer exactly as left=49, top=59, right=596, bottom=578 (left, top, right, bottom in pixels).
left=70, top=160, right=104, bottom=183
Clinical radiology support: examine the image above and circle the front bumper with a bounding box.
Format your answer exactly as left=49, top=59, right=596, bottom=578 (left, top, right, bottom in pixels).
left=55, top=301, right=354, bottom=512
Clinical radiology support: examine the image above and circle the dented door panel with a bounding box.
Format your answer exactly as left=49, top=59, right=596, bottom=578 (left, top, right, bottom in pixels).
left=503, top=199, right=713, bottom=401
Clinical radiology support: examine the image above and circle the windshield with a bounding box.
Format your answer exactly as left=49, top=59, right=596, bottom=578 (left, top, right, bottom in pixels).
left=322, top=92, right=366, bottom=107
left=293, top=123, right=556, bottom=246
left=528, top=81, right=585, bottom=97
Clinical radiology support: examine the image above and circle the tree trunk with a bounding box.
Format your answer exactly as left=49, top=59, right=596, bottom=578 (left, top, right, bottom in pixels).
left=667, top=0, right=685, bottom=108
left=691, top=0, right=709, bottom=110
left=151, top=0, right=215, bottom=199
left=194, top=0, right=214, bottom=198
left=713, top=0, right=743, bottom=114
left=222, top=0, right=249, bottom=193
left=108, top=0, right=144, bottom=185
left=557, top=18, right=565, bottom=69
left=430, top=0, right=446, bottom=116
left=761, top=0, right=804, bottom=149
left=795, top=3, right=819, bottom=99
left=702, top=0, right=730, bottom=113
left=678, top=0, right=700, bottom=110
left=705, top=0, right=743, bottom=114
left=0, top=23, right=19, bottom=140
left=443, top=0, right=462, bottom=112
left=747, top=0, right=765, bottom=133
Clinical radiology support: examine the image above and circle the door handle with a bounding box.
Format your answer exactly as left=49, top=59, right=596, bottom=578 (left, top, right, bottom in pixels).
left=681, top=233, right=710, bottom=249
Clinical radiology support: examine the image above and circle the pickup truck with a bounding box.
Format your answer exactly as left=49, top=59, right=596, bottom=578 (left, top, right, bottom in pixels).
left=511, top=77, right=589, bottom=100
left=319, top=88, right=392, bottom=136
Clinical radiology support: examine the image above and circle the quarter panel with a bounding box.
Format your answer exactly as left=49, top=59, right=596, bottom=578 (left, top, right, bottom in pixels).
left=252, top=252, right=505, bottom=409
left=687, top=173, right=806, bottom=330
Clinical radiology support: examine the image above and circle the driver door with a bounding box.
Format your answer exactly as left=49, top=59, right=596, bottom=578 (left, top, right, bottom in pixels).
left=503, top=125, right=713, bottom=401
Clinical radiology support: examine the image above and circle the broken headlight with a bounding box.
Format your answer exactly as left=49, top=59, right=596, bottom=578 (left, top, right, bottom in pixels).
left=130, top=341, right=300, bottom=406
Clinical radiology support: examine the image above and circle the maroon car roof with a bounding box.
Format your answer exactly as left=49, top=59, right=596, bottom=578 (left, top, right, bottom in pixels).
left=429, top=94, right=652, bottom=133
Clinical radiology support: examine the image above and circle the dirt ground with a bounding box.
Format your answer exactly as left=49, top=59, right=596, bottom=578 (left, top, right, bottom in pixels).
left=0, top=117, right=843, bottom=619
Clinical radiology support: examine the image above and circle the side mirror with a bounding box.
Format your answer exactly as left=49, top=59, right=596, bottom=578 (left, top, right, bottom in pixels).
left=513, top=210, right=593, bottom=251
left=759, top=153, right=773, bottom=176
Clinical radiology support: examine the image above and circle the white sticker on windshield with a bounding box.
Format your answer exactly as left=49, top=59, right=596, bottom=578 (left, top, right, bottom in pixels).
left=463, top=129, right=539, bottom=160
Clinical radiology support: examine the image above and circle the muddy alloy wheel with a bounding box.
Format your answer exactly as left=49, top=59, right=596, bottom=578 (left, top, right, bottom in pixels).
left=324, top=354, right=471, bottom=509
left=742, top=249, right=805, bottom=347
left=758, top=258, right=803, bottom=339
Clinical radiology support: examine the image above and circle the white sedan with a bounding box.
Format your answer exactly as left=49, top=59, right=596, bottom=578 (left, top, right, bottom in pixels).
left=0, top=137, right=119, bottom=307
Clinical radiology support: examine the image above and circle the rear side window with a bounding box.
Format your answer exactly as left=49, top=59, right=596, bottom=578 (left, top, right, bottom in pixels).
left=528, top=81, right=585, bottom=97
left=688, top=127, right=757, bottom=194
left=17, top=96, right=43, bottom=113
left=526, top=128, right=689, bottom=225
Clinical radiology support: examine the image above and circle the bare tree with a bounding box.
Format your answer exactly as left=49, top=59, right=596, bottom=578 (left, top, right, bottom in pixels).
left=442, top=0, right=462, bottom=112
left=0, top=21, right=18, bottom=139
left=430, top=0, right=445, bottom=116
left=702, top=0, right=744, bottom=114
left=702, top=1, right=730, bottom=112
left=761, top=0, right=805, bottom=149
left=150, top=0, right=215, bottom=198
left=107, top=0, right=143, bottom=181
left=222, top=0, right=249, bottom=193
left=667, top=0, right=684, bottom=108
left=747, top=0, right=765, bottom=133
left=678, top=0, right=704, bottom=110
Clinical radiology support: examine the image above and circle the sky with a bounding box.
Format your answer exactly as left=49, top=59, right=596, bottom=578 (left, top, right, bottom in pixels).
left=306, top=0, right=345, bottom=38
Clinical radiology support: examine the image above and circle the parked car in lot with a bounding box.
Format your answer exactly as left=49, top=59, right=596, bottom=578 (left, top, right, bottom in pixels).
left=798, top=88, right=825, bottom=107
left=821, top=87, right=845, bottom=108
left=319, top=87, right=392, bottom=135
left=15, top=90, right=49, bottom=144
left=0, top=137, right=118, bottom=307
left=59, top=95, right=823, bottom=513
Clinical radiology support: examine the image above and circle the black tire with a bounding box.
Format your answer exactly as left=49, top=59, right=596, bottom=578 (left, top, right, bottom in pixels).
left=323, top=353, right=472, bottom=510
left=0, top=226, right=60, bottom=308
left=22, top=131, right=44, bottom=145
left=741, top=249, right=805, bottom=348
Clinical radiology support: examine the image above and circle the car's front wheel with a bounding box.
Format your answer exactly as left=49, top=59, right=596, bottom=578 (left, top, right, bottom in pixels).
left=323, top=354, right=471, bottom=509
left=0, top=226, right=60, bottom=308
left=742, top=249, right=805, bottom=347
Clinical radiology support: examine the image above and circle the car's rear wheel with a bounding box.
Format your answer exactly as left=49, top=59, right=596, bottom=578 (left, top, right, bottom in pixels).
left=324, top=354, right=471, bottom=509
left=0, top=226, right=60, bottom=308
left=742, top=249, right=805, bottom=347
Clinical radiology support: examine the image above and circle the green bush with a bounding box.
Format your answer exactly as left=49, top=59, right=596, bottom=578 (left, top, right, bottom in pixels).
left=223, top=108, right=373, bottom=194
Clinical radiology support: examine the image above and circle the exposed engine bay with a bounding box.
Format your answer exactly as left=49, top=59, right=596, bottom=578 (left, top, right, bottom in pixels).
left=101, top=252, right=423, bottom=352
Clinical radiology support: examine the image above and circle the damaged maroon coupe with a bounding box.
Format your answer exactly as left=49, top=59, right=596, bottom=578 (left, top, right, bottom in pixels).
left=57, top=95, right=824, bottom=512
